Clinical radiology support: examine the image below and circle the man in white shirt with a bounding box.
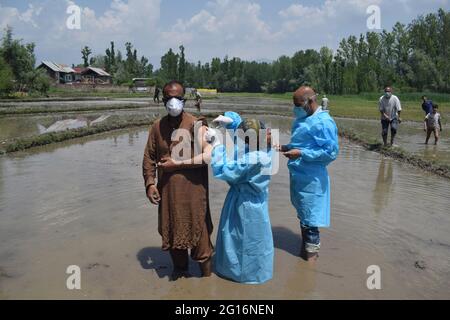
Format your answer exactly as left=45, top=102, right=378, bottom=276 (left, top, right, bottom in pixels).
left=379, top=86, right=402, bottom=146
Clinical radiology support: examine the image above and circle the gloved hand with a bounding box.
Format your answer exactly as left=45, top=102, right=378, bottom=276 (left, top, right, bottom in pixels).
left=212, top=115, right=233, bottom=128
left=205, top=128, right=221, bottom=147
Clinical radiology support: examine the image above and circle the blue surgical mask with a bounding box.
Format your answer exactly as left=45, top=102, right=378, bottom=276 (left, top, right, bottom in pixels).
left=293, top=105, right=308, bottom=119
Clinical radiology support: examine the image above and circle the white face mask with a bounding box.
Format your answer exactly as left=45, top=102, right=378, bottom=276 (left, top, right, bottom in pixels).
left=165, top=98, right=184, bottom=117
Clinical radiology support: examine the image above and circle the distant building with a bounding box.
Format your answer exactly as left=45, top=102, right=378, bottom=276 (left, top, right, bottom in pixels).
left=82, top=67, right=112, bottom=84
left=37, top=61, right=75, bottom=84
left=72, top=67, right=84, bottom=82
left=37, top=61, right=112, bottom=85
left=131, top=78, right=151, bottom=92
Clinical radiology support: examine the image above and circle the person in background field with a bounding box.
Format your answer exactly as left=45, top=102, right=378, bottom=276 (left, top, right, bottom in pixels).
left=277, top=86, right=339, bottom=263
left=194, top=89, right=203, bottom=112
left=153, top=86, right=160, bottom=104
left=379, top=86, right=402, bottom=146
left=424, top=104, right=442, bottom=145
left=142, top=80, right=213, bottom=281
left=421, top=95, right=433, bottom=116
left=321, top=94, right=329, bottom=110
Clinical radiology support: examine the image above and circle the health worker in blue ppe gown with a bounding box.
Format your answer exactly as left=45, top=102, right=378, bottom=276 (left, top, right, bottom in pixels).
left=278, top=86, right=339, bottom=263
left=208, top=118, right=274, bottom=284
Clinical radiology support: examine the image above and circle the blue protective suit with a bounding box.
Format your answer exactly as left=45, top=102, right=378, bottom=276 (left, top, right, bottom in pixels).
left=211, top=144, right=274, bottom=284
left=286, top=108, right=339, bottom=227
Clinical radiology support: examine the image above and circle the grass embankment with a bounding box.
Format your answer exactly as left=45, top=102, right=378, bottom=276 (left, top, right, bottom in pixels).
left=0, top=99, right=215, bottom=116
left=48, top=89, right=147, bottom=99
left=337, top=124, right=450, bottom=179
left=0, top=97, right=111, bottom=103
left=0, top=103, right=153, bottom=116
left=45, top=87, right=218, bottom=100
left=220, top=92, right=450, bottom=122
left=1, top=117, right=155, bottom=154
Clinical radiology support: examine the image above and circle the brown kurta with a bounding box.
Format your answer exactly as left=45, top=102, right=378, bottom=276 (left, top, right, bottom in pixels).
left=143, top=111, right=213, bottom=251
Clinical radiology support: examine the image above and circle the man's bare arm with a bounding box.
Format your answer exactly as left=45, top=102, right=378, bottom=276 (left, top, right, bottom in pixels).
left=178, top=125, right=212, bottom=169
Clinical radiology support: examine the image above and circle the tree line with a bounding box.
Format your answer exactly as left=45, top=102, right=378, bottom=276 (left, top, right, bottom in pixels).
left=154, top=8, right=449, bottom=94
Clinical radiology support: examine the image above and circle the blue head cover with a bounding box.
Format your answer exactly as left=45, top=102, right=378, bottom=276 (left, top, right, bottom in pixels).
left=223, top=111, right=242, bottom=130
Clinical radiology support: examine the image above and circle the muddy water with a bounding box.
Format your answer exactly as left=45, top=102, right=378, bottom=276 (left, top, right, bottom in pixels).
left=0, top=115, right=449, bottom=299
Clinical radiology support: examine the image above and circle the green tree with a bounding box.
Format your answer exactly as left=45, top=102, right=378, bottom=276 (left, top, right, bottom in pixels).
left=1, top=26, right=36, bottom=88
left=178, top=45, right=186, bottom=83
left=81, top=46, right=92, bottom=67
left=160, top=48, right=179, bottom=81
left=0, top=56, right=13, bottom=96
left=407, top=49, right=441, bottom=91
left=25, top=68, right=51, bottom=95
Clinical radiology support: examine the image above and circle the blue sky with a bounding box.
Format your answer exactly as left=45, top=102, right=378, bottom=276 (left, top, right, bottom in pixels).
left=0, top=0, right=448, bottom=68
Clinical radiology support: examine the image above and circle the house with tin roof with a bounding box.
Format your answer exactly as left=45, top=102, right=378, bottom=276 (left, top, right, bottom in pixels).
left=37, top=61, right=112, bottom=85
left=37, top=61, right=76, bottom=84
left=81, top=67, right=112, bottom=84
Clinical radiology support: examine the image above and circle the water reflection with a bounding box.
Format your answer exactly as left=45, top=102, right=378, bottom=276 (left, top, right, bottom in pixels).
left=372, top=157, right=394, bottom=215
left=422, top=144, right=439, bottom=161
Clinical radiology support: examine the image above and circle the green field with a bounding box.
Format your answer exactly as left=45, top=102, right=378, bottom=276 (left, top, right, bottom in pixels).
left=220, top=92, right=450, bottom=122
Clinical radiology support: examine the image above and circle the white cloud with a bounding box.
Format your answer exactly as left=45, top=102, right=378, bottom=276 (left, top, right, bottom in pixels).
left=165, top=1, right=278, bottom=43
left=278, top=0, right=383, bottom=33
left=279, top=4, right=323, bottom=19
left=62, top=0, right=161, bottom=44
left=159, top=0, right=281, bottom=61
left=19, top=0, right=162, bottom=65
left=0, top=3, right=42, bottom=29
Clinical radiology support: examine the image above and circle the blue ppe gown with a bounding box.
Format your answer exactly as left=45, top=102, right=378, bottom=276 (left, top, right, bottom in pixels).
left=286, top=108, right=339, bottom=227
left=211, top=144, right=274, bottom=284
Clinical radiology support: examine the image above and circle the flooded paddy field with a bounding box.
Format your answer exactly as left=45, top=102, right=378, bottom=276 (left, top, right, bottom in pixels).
left=0, top=96, right=450, bottom=165
left=0, top=108, right=164, bottom=143
left=0, top=96, right=283, bottom=146
left=0, top=114, right=448, bottom=299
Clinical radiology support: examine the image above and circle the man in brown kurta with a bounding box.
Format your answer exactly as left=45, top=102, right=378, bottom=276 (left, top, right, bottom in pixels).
left=142, top=80, right=213, bottom=280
